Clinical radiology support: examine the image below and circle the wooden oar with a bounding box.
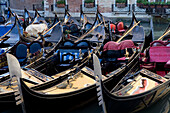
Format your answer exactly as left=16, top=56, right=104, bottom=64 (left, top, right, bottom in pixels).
left=158, top=29, right=170, bottom=41
left=75, top=22, right=103, bottom=43
left=93, top=54, right=107, bottom=113
left=68, top=33, right=78, bottom=39
left=35, top=21, right=61, bottom=41
left=6, top=53, right=26, bottom=113
left=116, top=21, right=141, bottom=43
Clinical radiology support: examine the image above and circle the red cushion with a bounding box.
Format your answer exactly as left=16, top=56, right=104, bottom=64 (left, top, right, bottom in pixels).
left=103, top=41, right=119, bottom=51
left=149, top=46, right=170, bottom=62
left=117, top=22, right=124, bottom=31
left=117, top=57, right=126, bottom=61
left=156, top=71, right=166, bottom=77
left=110, top=24, right=116, bottom=31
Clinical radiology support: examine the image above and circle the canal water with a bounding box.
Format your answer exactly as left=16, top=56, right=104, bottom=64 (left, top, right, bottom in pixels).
left=1, top=16, right=170, bottom=113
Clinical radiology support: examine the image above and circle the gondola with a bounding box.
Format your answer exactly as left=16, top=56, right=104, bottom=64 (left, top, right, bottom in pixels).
left=0, top=9, right=104, bottom=111
left=23, top=8, right=32, bottom=30
left=94, top=31, right=170, bottom=113
left=26, top=10, right=106, bottom=76
left=62, top=9, right=82, bottom=39
left=21, top=9, right=50, bottom=42
left=0, top=15, right=24, bottom=74
left=0, top=8, right=18, bottom=49
left=111, top=12, right=140, bottom=41
left=0, top=15, right=62, bottom=108
left=0, top=12, right=63, bottom=74
left=5, top=13, right=153, bottom=113
left=20, top=12, right=61, bottom=43
left=80, top=9, right=94, bottom=32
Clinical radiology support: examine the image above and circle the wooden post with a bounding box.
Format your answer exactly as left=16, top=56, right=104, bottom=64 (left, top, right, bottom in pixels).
left=150, top=17, right=154, bottom=41
left=82, top=0, right=84, bottom=11
left=44, top=0, right=49, bottom=17
left=53, top=0, right=56, bottom=12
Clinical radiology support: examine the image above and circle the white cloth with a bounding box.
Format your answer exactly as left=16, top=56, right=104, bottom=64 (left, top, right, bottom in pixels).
left=25, top=23, right=48, bottom=37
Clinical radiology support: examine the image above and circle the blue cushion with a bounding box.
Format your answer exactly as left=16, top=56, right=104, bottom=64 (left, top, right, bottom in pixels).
left=18, top=58, right=26, bottom=62
left=63, top=41, right=74, bottom=47
left=30, top=43, right=41, bottom=54
left=70, top=24, right=78, bottom=33
left=76, top=41, right=89, bottom=47
left=15, top=44, right=28, bottom=58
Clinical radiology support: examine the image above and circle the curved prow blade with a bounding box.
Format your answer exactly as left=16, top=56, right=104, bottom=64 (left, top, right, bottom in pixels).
left=93, top=54, right=107, bottom=113
left=7, top=53, right=22, bottom=79
left=6, top=53, right=26, bottom=113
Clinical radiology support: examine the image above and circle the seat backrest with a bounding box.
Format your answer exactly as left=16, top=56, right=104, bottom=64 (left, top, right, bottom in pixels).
left=76, top=41, right=90, bottom=48
left=103, top=41, right=119, bottom=51
left=63, top=25, right=70, bottom=34
left=15, top=42, right=28, bottom=59
left=117, top=22, right=124, bottom=31
left=70, top=24, right=78, bottom=33
left=29, top=41, right=42, bottom=54
left=150, top=40, right=165, bottom=47
left=110, top=24, right=116, bottom=32
left=119, top=40, right=136, bottom=50
left=63, top=40, right=75, bottom=47
left=149, top=46, right=170, bottom=62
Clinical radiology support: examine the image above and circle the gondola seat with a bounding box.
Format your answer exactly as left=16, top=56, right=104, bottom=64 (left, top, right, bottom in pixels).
left=63, top=25, right=70, bottom=34
left=58, top=40, right=90, bottom=63
left=63, top=40, right=75, bottom=47
left=102, top=40, right=136, bottom=74
left=27, top=41, right=43, bottom=63
left=110, top=23, right=116, bottom=33
left=76, top=40, right=90, bottom=48
left=117, top=22, right=125, bottom=33
left=70, top=24, right=80, bottom=37
left=14, top=42, right=28, bottom=63
left=140, top=40, right=170, bottom=76
left=102, top=40, right=136, bottom=62
left=56, top=52, right=76, bottom=71
left=29, top=41, right=43, bottom=54
left=58, top=49, right=88, bottom=62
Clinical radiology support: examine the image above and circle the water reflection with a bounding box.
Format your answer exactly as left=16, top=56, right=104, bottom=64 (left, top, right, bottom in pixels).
left=70, top=94, right=170, bottom=113
left=138, top=94, right=170, bottom=113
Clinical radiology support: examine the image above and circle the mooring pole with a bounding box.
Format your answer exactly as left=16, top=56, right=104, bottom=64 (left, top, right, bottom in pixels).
left=150, top=16, right=154, bottom=40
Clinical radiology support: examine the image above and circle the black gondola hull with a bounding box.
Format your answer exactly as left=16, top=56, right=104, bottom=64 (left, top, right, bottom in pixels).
left=102, top=80, right=170, bottom=113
